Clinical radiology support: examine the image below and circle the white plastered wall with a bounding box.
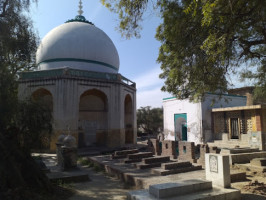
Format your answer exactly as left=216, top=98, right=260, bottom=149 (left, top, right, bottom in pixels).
left=163, top=98, right=202, bottom=144
left=163, top=94, right=247, bottom=144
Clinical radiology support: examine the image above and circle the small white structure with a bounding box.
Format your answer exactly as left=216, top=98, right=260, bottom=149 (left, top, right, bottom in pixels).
left=205, top=154, right=231, bottom=188
left=163, top=93, right=246, bottom=144
left=18, top=13, right=137, bottom=151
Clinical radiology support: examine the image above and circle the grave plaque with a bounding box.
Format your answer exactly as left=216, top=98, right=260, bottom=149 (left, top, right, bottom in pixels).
left=205, top=153, right=231, bottom=188
left=209, top=155, right=218, bottom=173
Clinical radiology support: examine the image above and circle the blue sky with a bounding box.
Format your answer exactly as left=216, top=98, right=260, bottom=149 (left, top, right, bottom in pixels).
left=29, top=0, right=252, bottom=108
left=30, top=0, right=170, bottom=108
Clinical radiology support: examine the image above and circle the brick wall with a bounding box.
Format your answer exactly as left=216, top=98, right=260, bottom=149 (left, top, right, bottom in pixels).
left=147, top=139, right=161, bottom=155
left=178, top=141, right=196, bottom=163
left=161, top=140, right=177, bottom=158
left=197, top=144, right=209, bottom=168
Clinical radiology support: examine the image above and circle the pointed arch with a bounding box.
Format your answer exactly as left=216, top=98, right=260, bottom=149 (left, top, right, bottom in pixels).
left=31, top=88, right=53, bottom=111
left=78, top=89, right=108, bottom=147
left=124, top=94, right=134, bottom=144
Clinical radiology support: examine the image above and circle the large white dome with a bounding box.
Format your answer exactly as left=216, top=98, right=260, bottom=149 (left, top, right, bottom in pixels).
left=36, top=17, right=120, bottom=73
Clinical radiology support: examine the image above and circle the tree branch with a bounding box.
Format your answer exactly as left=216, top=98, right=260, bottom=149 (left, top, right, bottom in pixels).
left=0, top=0, right=9, bottom=17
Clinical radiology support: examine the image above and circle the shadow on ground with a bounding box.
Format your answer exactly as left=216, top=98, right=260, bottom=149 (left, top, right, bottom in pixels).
left=241, top=193, right=266, bottom=200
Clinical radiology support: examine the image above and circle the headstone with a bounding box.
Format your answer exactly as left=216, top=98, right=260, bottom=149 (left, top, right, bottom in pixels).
left=147, top=139, right=161, bottom=155
left=161, top=140, right=177, bottom=158
left=178, top=141, right=196, bottom=163
left=157, top=133, right=165, bottom=142
left=205, top=153, right=231, bottom=188
left=57, top=134, right=78, bottom=171
left=197, top=144, right=209, bottom=168
left=56, top=134, right=66, bottom=167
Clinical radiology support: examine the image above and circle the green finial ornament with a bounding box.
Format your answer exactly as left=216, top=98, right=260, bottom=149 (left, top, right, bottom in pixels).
left=65, top=0, right=94, bottom=25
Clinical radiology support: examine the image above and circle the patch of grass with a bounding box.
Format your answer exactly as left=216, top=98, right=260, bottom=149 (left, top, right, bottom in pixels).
left=88, top=162, right=94, bottom=168
left=93, top=164, right=103, bottom=172
left=78, top=157, right=91, bottom=166
left=54, top=179, right=74, bottom=189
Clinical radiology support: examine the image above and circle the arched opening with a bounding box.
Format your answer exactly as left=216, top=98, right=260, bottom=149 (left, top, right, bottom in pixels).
left=79, top=89, right=108, bottom=147
left=124, top=94, right=134, bottom=144
left=32, top=88, right=53, bottom=111
left=31, top=88, right=53, bottom=150
left=174, top=113, right=187, bottom=141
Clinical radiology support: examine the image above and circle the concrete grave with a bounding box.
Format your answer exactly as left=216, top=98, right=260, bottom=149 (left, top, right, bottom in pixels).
left=178, top=141, right=196, bottom=163
left=112, top=149, right=139, bottom=159
left=161, top=140, right=177, bottom=158
left=136, top=156, right=170, bottom=169
left=205, top=153, right=231, bottom=188
left=197, top=144, right=209, bottom=168
left=209, top=146, right=220, bottom=154
left=127, top=179, right=240, bottom=200
left=152, top=161, right=202, bottom=176
left=147, top=139, right=161, bottom=155
left=124, top=152, right=153, bottom=163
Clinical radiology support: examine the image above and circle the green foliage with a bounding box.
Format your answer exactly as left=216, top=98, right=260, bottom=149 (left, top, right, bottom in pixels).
left=78, top=157, right=91, bottom=166
left=15, top=99, right=53, bottom=151
left=137, top=106, right=163, bottom=134
left=0, top=0, right=52, bottom=151
left=102, top=0, right=266, bottom=101
left=101, top=0, right=150, bottom=38
left=0, top=0, right=38, bottom=74
left=0, top=1, right=55, bottom=199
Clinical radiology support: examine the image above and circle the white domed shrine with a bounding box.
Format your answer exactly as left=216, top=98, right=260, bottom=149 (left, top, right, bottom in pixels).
left=36, top=17, right=120, bottom=73
left=18, top=3, right=136, bottom=152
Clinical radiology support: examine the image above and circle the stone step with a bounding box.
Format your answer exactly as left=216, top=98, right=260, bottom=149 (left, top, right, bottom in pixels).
left=136, top=162, right=162, bottom=170
left=162, top=161, right=191, bottom=170
left=152, top=165, right=202, bottom=176
left=124, top=158, right=142, bottom=164
left=127, top=152, right=153, bottom=160
left=230, top=170, right=246, bottom=183
left=143, top=156, right=170, bottom=164
left=149, top=179, right=212, bottom=198
left=127, top=186, right=240, bottom=200
left=115, top=149, right=139, bottom=156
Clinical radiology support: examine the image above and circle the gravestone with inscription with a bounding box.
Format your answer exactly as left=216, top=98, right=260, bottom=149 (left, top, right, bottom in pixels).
left=205, top=153, right=231, bottom=188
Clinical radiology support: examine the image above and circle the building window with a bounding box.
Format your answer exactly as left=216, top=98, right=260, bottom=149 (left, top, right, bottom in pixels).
left=230, top=118, right=240, bottom=139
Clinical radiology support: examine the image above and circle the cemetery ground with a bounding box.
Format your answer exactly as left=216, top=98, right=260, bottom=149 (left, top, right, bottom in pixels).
left=48, top=156, right=266, bottom=200
left=39, top=141, right=266, bottom=200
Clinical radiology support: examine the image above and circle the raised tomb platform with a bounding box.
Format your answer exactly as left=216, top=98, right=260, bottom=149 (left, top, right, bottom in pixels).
left=127, top=179, right=240, bottom=200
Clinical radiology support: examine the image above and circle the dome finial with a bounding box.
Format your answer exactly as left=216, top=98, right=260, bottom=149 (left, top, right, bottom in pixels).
left=78, top=0, right=84, bottom=15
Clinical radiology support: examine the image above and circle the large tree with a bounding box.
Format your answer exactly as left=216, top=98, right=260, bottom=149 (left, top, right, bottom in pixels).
left=137, top=106, right=163, bottom=134
left=0, top=1, right=55, bottom=199
left=101, top=0, right=266, bottom=101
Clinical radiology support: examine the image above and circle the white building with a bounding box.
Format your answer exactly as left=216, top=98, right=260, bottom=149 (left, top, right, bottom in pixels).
left=18, top=14, right=137, bottom=151
left=163, top=93, right=247, bottom=144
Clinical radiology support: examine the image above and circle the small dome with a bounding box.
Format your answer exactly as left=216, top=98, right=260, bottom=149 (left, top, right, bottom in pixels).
left=57, top=134, right=66, bottom=144
left=63, top=135, right=76, bottom=148
left=36, top=17, right=120, bottom=73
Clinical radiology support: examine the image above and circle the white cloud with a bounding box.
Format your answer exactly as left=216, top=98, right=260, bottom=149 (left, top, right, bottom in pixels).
left=133, top=65, right=164, bottom=90
left=133, top=66, right=171, bottom=108
left=137, top=86, right=170, bottom=108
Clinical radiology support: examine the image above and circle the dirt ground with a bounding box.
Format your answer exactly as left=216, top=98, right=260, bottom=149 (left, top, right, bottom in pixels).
left=231, top=165, right=266, bottom=200
left=66, top=165, right=266, bottom=200
left=68, top=167, right=133, bottom=200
